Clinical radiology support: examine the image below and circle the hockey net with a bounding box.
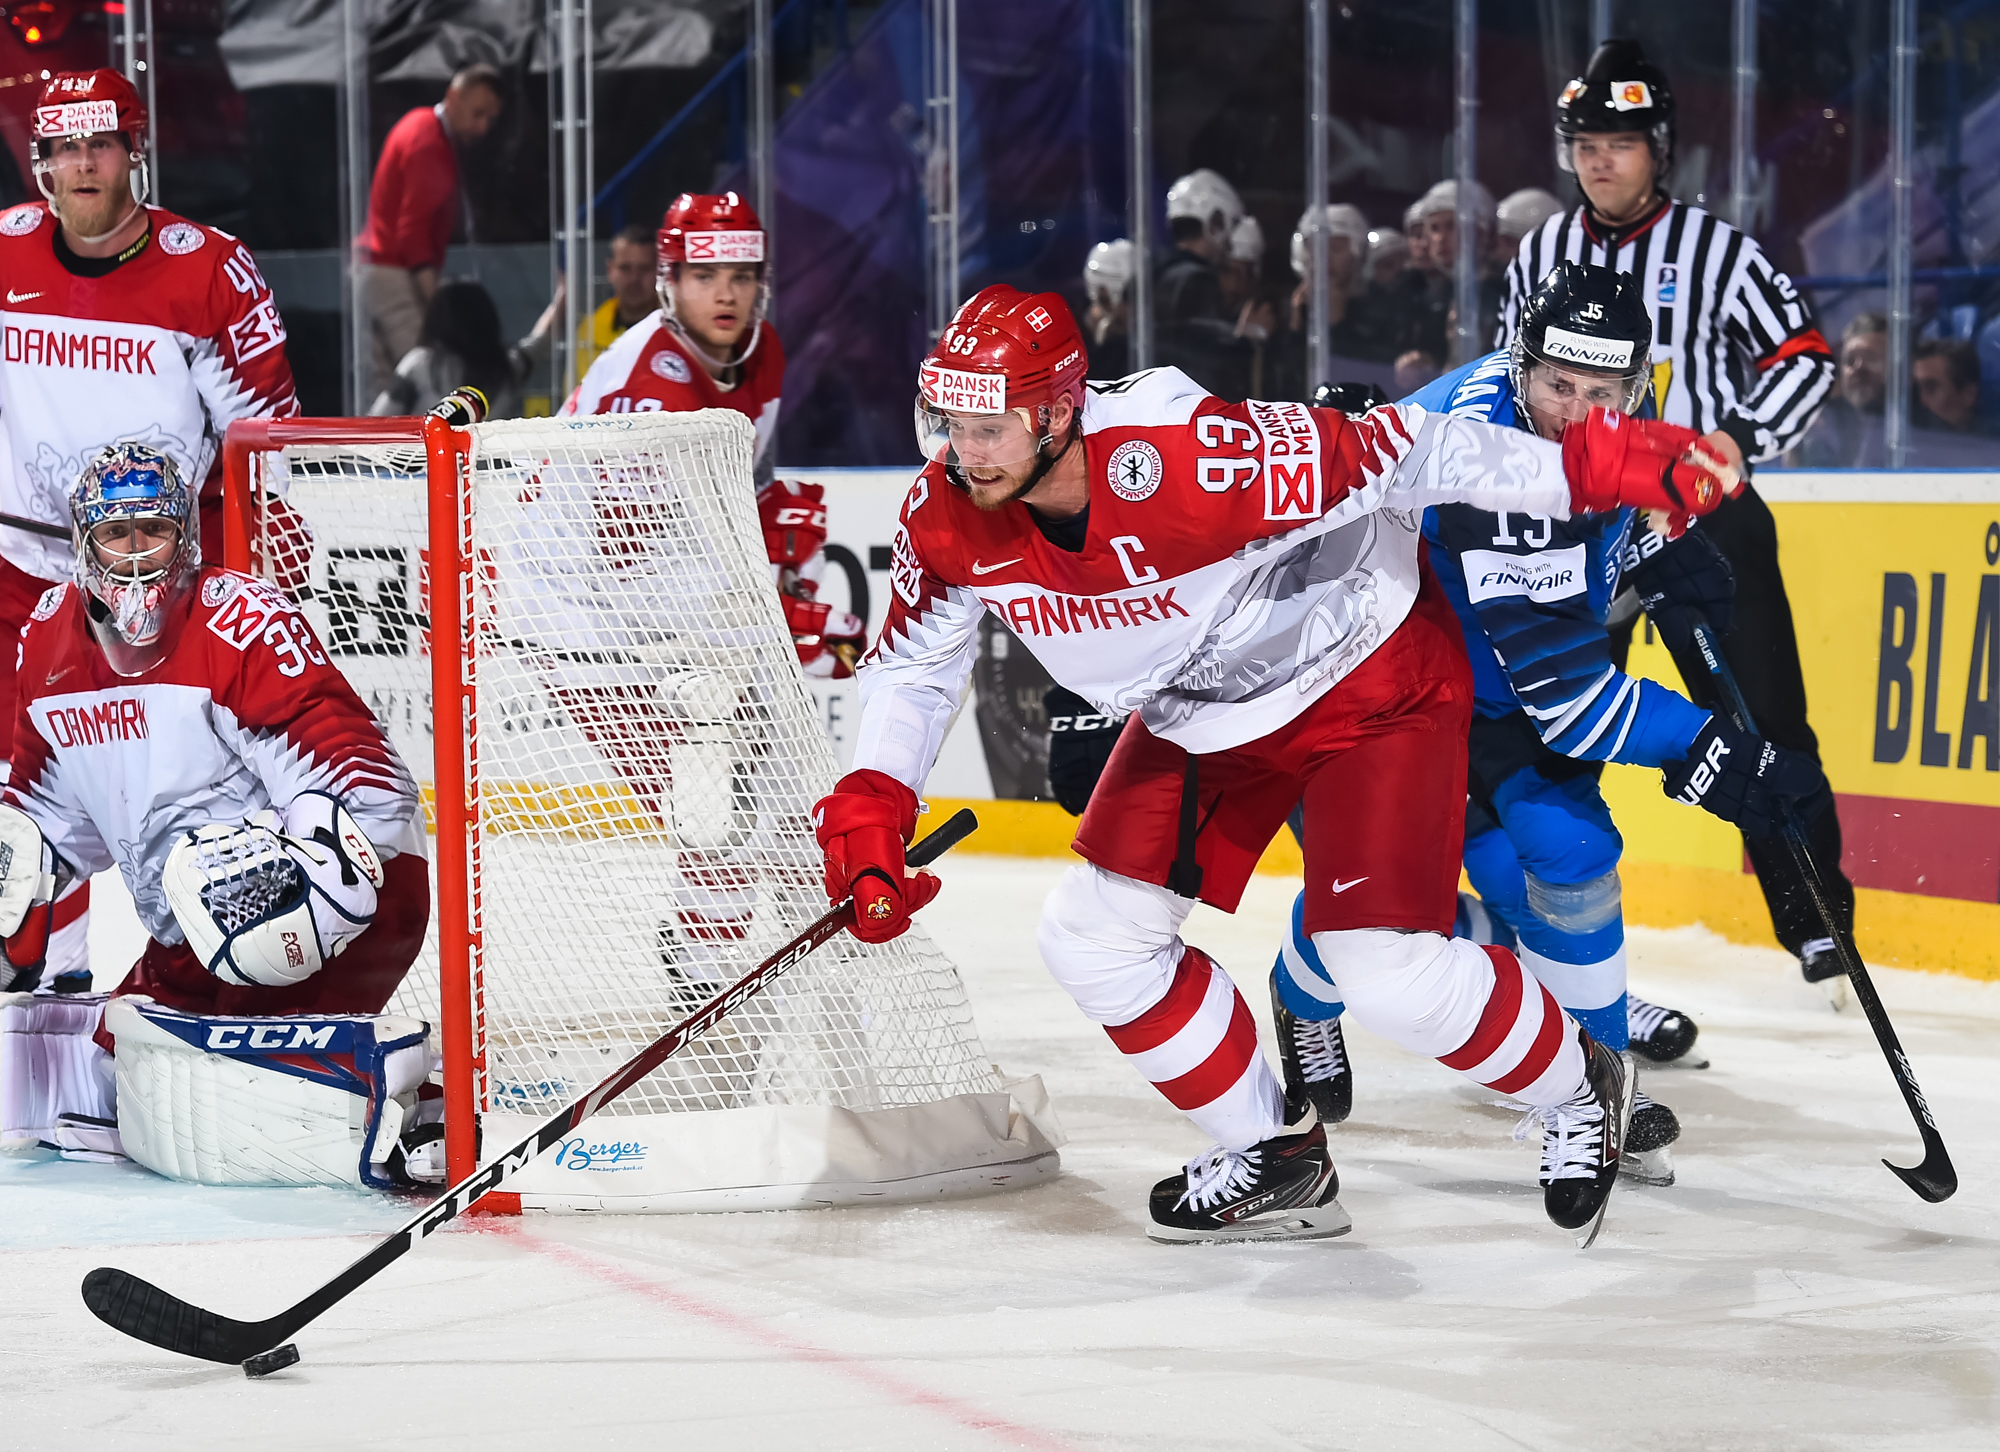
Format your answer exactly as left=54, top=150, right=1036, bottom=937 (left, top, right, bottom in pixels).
left=223, top=410, right=1057, bottom=1211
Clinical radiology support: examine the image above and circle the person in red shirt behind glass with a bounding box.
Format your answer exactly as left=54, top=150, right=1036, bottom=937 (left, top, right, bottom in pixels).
left=356, top=63, right=503, bottom=400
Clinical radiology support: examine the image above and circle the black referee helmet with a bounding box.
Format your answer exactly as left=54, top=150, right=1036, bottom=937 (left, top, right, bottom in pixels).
left=1554, top=38, right=1676, bottom=175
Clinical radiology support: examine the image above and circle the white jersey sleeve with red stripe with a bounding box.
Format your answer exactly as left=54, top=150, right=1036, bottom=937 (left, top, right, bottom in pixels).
left=560, top=313, right=784, bottom=468
left=855, top=366, right=1577, bottom=787
left=4, top=571, right=424, bottom=944
left=0, top=204, right=301, bottom=583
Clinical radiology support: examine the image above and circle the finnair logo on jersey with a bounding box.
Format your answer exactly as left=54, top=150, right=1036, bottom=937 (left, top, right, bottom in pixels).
left=42, top=697, right=149, bottom=747
left=5, top=327, right=156, bottom=374
left=1541, top=326, right=1633, bottom=371
left=1462, top=546, right=1588, bottom=605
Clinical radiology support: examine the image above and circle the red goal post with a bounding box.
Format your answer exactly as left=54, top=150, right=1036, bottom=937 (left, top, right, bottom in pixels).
left=223, top=414, right=482, bottom=1184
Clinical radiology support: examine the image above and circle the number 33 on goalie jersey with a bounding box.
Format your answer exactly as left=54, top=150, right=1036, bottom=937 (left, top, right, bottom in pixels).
left=2, top=571, right=427, bottom=946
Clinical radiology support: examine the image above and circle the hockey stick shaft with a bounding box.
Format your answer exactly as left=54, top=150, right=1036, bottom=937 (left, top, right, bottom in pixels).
left=1690, top=623, right=1955, bottom=1202
left=0, top=510, right=68, bottom=542
left=82, top=808, right=981, bottom=1364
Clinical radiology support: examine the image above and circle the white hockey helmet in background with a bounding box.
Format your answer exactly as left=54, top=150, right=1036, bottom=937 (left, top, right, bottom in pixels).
left=1412, top=178, right=1497, bottom=232
left=1227, top=214, right=1265, bottom=265
left=1497, top=187, right=1564, bottom=243
left=1165, top=168, right=1245, bottom=246
left=1365, top=226, right=1409, bottom=275
left=1290, top=203, right=1370, bottom=281
left=1083, top=238, right=1136, bottom=307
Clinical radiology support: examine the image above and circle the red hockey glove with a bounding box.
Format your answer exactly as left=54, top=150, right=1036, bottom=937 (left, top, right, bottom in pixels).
left=812, top=770, right=942, bottom=944
left=783, top=594, right=867, bottom=678
left=1562, top=409, right=1741, bottom=534
left=758, top=480, right=829, bottom=568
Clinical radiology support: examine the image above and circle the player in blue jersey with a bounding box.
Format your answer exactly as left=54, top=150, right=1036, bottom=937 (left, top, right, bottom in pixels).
left=1268, top=262, right=1831, bottom=1186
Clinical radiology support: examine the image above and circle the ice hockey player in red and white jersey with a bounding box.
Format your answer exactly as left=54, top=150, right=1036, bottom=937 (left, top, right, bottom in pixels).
left=814, top=285, right=1739, bottom=1246
left=562, top=191, right=862, bottom=674
left=0, top=69, right=303, bottom=989
left=0, top=445, right=432, bottom=1181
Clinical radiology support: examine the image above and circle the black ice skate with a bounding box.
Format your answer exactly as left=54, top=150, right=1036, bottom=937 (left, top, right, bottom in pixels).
left=1619, top=1080, right=1680, bottom=1187
left=1516, top=1029, right=1633, bottom=1249
left=1147, top=1118, right=1350, bottom=1245
left=1627, top=992, right=1706, bottom=1068
left=1269, top=970, right=1353, bottom=1124
left=1799, top=936, right=1852, bottom=1012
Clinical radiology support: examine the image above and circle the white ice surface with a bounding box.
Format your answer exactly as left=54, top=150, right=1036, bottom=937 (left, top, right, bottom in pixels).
left=5, top=857, right=1997, bottom=1449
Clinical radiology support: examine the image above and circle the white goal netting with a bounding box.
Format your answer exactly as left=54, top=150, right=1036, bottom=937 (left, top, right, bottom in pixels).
left=238, top=412, right=1005, bottom=1137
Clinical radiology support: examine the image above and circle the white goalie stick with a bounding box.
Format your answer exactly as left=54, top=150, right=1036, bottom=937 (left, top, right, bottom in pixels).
left=81, top=808, right=980, bottom=1374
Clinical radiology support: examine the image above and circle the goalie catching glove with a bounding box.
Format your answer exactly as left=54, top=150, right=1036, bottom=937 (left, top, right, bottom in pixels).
left=163, top=791, right=386, bottom=988
left=1562, top=409, right=1741, bottom=531
left=812, top=770, right=942, bottom=944
left=0, top=802, right=69, bottom=983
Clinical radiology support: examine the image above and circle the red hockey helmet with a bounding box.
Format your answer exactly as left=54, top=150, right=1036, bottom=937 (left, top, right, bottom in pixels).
left=31, top=69, right=150, bottom=206
left=656, top=191, right=769, bottom=367
left=915, top=286, right=1086, bottom=484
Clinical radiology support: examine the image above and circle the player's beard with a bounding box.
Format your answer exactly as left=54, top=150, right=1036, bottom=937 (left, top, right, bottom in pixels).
left=55, top=179, right=136, bottom=243
left=961, top=462, right=1041, bottom=513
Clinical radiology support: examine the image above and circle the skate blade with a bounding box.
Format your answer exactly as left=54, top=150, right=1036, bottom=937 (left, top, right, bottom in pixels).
left=1147, top=1200, right=1353, bottom=1245
left=1618, top=1144, right=1676, bottom=1187
left=1647, top=1051, right=1709, bottom=1070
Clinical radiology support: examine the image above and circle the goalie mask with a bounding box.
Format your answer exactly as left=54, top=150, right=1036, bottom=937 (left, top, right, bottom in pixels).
left=915, top=285, right=1086, bottom=498
left=72, top=441, right=198, bottom=677
left=32, top=68, right=150, bottom=213
left=1510, top=261, right=1652, bottom=439
left=656, top=191, right=770, bottom=371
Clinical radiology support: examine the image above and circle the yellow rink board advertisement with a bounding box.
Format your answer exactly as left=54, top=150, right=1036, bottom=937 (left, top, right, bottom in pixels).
left=902, top=475, right=2000, bottom=984
left=1601, top=475, right=2000, bottom=980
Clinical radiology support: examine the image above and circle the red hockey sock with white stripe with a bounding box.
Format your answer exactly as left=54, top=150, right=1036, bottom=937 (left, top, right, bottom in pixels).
left=1440, top=944, right=1586, bottom=1105
left=1102, top=947, right=1286, bottom=1151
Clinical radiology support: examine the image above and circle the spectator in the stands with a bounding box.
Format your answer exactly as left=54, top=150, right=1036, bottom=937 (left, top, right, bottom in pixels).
left=1393, top=348, right=1443, bottom=395
left=1156, top=168, right=1258, bottom=398
left=1494, top=188, right=1563, bottom=269
left=577, top=223, right=663, bottom=376
left=1412, top=179, right=1501, bottom=355
left=1914, top=337, right=1986, bottom=434
left=1083, top=238, right=1135, bottom=379
left=1789, top=312, right=1887, bottom=467
left=357, top=63, right=506, bottom=401
left=370, top=278, right=564, bottom=421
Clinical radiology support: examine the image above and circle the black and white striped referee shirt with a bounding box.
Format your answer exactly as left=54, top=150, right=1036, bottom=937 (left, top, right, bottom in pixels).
left=1496, top=199, right=1836, bottom=462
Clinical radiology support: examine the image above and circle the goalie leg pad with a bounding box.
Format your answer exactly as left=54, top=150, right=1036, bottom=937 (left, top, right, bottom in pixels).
left=106, top=996, right=432, bottom=1190
left=0, top=991, right=116, bottom=1154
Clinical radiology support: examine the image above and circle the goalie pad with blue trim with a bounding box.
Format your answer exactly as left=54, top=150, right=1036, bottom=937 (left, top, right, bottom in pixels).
left=106, top=996, right=431, bottom=1190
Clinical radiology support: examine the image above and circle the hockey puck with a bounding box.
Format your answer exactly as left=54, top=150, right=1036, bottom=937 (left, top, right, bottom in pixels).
left=242, top=1343, right=300, bottom=1378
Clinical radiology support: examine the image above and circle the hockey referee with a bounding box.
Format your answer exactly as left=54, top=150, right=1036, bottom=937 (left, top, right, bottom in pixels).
left=1498, top=38, right=1850, bottom=991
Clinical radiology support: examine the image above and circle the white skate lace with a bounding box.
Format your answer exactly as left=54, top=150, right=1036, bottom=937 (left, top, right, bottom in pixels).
left=1176, top=1145, right=1262, bottom=1212
left=1514, top=1093, right=1606, bottom=1182
left=1627, top=994, right=1674, bottom=1043
left=1632, top=1089, right=1656, bottom=1115
left=1297, top=1019, right=1346, bottom=1083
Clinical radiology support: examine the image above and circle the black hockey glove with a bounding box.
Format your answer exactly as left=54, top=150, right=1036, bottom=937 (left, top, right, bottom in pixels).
left=1661, top=717, right=1832, bottom=838
left=1624, top=524, right=1734, bottom=658
left=1045, top=685, right=1127, bottom=816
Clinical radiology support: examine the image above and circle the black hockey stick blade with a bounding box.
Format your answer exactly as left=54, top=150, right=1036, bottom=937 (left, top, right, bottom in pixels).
left=1690, top=624, right=1956, bottom=1202
left=81, top=806, right=979, bottom=1364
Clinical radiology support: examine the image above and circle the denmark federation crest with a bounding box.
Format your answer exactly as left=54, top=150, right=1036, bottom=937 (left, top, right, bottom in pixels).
left=201, top=575, right=234, bottom=607
left=1106, top=439, right=1163, bottom=502
left=0, top=205, right=42, bottom=237
left=650, top=349, right=693, bottom=384
left=159, top=222, right=205, bottom=256
left=29, top=583, right=64, bottom=621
